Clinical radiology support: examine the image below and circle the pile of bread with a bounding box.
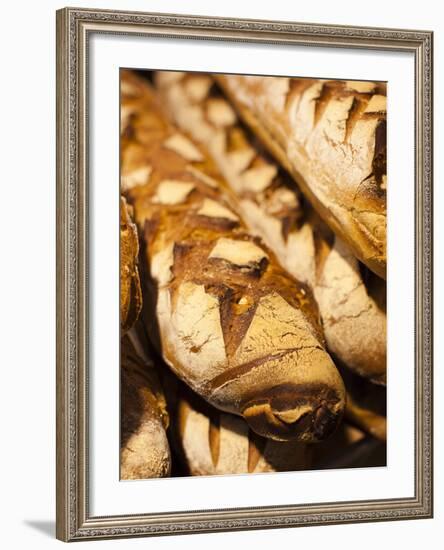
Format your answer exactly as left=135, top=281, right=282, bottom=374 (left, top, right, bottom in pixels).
left=120, top=69, right=387, bottom=479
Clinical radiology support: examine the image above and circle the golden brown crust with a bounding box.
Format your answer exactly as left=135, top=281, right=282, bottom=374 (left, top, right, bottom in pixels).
left=121, top=70, right=345, bottom=442
left=215, top=75, right=387, bottom=279
left=168, top=378, right=310, bottom=476
left=120, top=196, right=142, bottom=333
left=120, top=332, right=171, bottom=479
left=315, top=238, right=386, bottom=385
left=155, top=71, right=386, bottom=385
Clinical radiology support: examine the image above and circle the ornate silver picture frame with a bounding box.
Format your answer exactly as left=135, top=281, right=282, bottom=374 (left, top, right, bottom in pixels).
left=56, top=6, right=433, bottom=542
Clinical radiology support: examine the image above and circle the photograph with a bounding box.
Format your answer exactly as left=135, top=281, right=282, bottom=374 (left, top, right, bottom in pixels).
left=55, top=7, right=432, bottom=540
left=119, top=69, right=387, bottom=480
left=1, top=0, right=440, bottom=546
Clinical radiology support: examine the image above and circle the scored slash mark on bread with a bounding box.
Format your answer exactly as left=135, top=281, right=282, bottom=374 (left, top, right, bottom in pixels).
left=163, top=133, right=205, bottom=162
left=153, top=180, right=196, bottom=205
left=197, top=199, right=240, bottom=222
left=208, top=238, right=269, bottom=274
left=121, top=165, right=152, bottom=193
left=121, top=69, right=346, bottom=442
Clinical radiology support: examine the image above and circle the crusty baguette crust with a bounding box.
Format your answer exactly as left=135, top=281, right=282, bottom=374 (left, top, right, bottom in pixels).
left=316, top=237, right=386, bottom=385
left=155, top=71, right=386, bottom=385
left=168, top=378, right=310, bottom=476
left=215, top=75, right=387, bottom=279
left=120, top=332, right=171, bottom=479
left=120, top=196, right=142, bottom=333
left=121, top=70, right=345, bottom=442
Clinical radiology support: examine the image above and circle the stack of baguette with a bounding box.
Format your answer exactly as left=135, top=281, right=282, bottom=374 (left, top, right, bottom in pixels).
left=119, top=69, right=387, bottom=479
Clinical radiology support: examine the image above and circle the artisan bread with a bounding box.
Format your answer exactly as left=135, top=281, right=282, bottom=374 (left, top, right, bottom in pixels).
left=120, top=69, right=345, bottom=442
left=316, top=237, right=386, bottom=385
left=155, top=71, right=386, bottom=385
left=215, top=74, right=387, bottom=279
left=164, top=376, right=310, bottom=476
left=120, top=196, right=142, bottom=333
left=120, top=330, right=171, bottom=479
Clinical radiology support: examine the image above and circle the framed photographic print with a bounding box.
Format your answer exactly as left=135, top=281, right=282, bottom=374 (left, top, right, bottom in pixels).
left=56, top=7, right=433, bottom=542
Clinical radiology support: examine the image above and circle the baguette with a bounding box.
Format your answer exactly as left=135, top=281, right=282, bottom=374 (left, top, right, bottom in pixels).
left=120, top=69, right=345, bottom=442
left=316, top=237, right=386, bottom=385
left=164, top=375, right=310, bottom=476
left=120, top=196, right=142, bottom=333
left=120, top=331, right=171, bottom=479
left=215, top=74, right=387, bottom=279
left=155, top=71, right=386, bottom=385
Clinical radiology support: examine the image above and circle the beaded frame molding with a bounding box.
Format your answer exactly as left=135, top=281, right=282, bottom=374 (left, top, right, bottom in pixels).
left=56, top=7, right=433, bottom=542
